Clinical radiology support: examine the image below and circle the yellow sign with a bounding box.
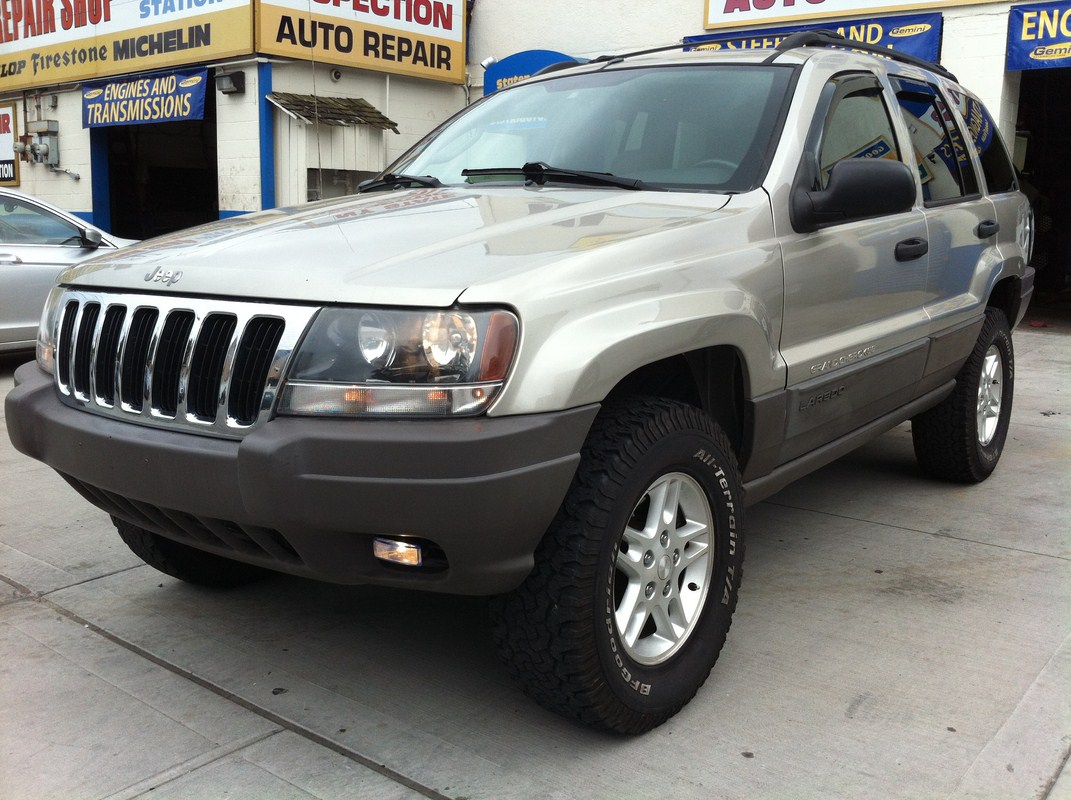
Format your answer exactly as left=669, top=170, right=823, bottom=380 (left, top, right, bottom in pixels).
left=0, top=0, right=253, bottom=91
left=256, top=0, right=465, bottom=84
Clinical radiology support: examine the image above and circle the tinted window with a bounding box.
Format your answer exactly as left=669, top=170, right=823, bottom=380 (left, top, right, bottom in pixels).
left=815, top=74, right=902, bottom=190
left=391, top=65, right=794, bottom=193
left=951, top=91, right=1017, bottom=194
left=893, top=78, right=979, bottom=203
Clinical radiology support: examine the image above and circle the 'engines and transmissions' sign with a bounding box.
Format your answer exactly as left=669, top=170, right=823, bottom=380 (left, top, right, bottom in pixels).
left=256, top=0, right=466, bottom=84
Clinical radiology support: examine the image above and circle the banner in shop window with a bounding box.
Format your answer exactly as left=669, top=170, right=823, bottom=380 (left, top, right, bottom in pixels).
left=685, top=12, right=942, bottom=62
left=1008, top=0, right=1071, bottom=70
left=82, top=67, right=206, bottom=127
left=0, top=0, right=253, bottom=93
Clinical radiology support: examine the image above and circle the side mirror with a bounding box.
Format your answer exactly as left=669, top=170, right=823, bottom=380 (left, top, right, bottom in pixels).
left=792, top=158, right=917, bottom=233
left=79, top=227, right=103, bottom=249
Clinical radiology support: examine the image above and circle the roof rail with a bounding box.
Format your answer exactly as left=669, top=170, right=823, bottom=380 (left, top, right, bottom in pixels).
left=765, top=29, right=957, bottom=82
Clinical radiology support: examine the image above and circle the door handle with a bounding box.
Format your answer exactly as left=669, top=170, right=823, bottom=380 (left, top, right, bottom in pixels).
left=0, top=253, right=23, bottom=264
left=976, top=220, right=1000, bottom=238
left=895, top=237, right=928, bottom=262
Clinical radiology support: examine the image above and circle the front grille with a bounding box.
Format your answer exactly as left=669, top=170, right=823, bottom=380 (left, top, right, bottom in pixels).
left=53, top=291, right=319, bottom=438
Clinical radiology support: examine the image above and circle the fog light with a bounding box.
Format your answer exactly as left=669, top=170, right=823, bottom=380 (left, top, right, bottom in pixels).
left=373, top=537, right=423, bottom=567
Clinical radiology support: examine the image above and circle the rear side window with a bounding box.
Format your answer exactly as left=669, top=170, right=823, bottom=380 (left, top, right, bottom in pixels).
left=893, top=78, right=979, bottom=203
left=952, top=91, right=1017, bottom=194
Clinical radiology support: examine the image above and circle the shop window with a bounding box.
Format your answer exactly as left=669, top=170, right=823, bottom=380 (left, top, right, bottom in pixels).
left=308, top=168, right=378, bottom=201
left=893, top=79, right=979, bottom=203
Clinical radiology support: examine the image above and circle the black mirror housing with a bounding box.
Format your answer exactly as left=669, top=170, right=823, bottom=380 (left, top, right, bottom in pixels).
left=792, top=159, right=917, bottom=233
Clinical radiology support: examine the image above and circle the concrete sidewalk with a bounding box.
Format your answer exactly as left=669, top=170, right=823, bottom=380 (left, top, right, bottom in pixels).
left=2, top=308, right=1069, bottom=800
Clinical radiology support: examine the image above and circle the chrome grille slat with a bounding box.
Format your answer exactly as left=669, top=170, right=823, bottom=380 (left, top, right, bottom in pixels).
left=52, top=291, right=319, bottom=439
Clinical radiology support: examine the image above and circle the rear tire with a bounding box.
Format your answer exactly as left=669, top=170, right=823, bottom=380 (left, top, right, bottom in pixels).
left=491, top=398, right=744, bottom=734
left=912, top=307, right=1014, bottom=482
left=113, top=517, right=266, bottom=588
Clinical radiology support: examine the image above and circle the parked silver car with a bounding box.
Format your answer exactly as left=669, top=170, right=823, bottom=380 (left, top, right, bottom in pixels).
left=6, top=32, right=1035, bottom=734
left=0, top=188, right=134, bottom=353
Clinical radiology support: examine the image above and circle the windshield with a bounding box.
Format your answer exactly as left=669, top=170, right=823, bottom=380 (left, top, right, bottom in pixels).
left=389, top=64, right=794, bottom=193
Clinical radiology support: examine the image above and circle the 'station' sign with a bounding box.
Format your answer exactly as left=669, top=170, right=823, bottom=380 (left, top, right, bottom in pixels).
left=82, top=67, right=207, bottom=127
left=686, top=12, right=942, bottom=62
left=1008, top=0, right=1071, bottom=69
left=0, top=0, right=252, bottom=92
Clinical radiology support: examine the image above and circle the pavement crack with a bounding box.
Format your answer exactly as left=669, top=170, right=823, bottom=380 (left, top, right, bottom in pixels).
left=35, top=593, right=457, bottom=800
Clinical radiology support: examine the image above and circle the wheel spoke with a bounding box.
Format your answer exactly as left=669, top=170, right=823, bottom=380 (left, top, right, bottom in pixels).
left=613, top=470, right=717, bottom=666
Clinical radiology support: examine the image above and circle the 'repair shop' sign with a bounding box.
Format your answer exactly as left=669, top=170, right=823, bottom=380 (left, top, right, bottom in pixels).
left=82, top=67, right=206, bottom=126
left=0, top=0, right=253, bottom=92
left=256, top=0, right=466, bottom=84
left=686, top=12, right=942, bottom=62
left=1008, top=0, right=1071, bottom=70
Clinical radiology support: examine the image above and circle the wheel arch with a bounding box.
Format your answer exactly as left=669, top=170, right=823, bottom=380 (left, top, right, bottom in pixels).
left=605, top=345, right=754, bottom=469
left=987, top=274, right=1022, bottom=327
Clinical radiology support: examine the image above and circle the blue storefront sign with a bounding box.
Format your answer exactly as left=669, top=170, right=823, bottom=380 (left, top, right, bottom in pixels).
left=484, top=50, right=583, bottom=95
left=684, top=12, right=943, bottom=63
left=1008, top=1, right=1071, bottom=70
left=82, top=69, right=208, bottom=128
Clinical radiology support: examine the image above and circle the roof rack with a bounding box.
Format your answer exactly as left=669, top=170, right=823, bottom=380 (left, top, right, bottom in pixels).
left=537, top=30, right=956, bottom=83
left=765, top=29, right=957, bottom=82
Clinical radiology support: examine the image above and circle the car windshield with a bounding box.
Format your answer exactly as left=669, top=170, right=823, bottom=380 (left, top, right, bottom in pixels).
left=389, top=64, right=794, bottom=193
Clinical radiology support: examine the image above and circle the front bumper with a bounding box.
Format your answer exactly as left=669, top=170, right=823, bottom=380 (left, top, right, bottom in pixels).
left=6, top=362, right=597, bottom=594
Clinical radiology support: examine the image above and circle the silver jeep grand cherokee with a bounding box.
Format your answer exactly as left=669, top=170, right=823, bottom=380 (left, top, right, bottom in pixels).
left=6, top=31, right=1034, bottom=734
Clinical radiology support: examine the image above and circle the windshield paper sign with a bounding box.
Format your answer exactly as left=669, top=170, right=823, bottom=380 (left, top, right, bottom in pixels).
left=82, top=67, right=206, bottom=127
left=685, top=12, right=941, bottom=62
left=1008, top=1, right=1071, bottom=70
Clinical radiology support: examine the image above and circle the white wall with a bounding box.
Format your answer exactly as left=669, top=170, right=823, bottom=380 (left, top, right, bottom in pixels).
left=216, top=64, right=264, bottom=216
left=9, top=88, right=95, bottom=219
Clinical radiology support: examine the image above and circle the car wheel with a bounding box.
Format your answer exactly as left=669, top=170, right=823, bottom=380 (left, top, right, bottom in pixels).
left=490, top=397, right=744, bottom=734
left=912, top=307, right=1014, bottom=482
left=113, top=516, right=266, bottom=587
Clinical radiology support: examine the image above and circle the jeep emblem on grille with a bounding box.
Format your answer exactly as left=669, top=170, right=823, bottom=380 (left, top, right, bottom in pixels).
left=144, top=266, right=183, bottom=286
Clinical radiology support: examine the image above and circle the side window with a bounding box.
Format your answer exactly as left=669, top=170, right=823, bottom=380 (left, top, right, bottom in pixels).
left=816, top=74, right=902, bottom=190
left=951, top=90, right=1017, bottom=194
left=0, top=197, right=81, bottom=245
left=893, top=78, right=979, bottom=203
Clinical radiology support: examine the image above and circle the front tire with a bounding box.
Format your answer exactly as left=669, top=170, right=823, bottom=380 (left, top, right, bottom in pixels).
left=912, top=307, right=1015, bottom=482
left=113, top=517, right=266, bottom=588
left=491, top=398, right=744, bottom=734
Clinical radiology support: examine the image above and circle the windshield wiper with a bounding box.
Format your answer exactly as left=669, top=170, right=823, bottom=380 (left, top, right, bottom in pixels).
left=357, top=173, right=443, bottom=193
left=461, top=162, right=649, bottom=190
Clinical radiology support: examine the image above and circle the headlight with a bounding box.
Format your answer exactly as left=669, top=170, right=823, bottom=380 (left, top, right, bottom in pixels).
left=277, top=307, right=518, bottom=417
left=35, top=286, right=66, bottom=375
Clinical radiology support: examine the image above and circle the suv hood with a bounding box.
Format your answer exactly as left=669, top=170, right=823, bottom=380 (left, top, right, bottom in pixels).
left=64, top=186, right=732, bottom=307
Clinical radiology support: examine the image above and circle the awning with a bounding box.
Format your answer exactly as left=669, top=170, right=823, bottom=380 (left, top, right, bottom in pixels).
left=266, top=92, right=399, bottom=133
